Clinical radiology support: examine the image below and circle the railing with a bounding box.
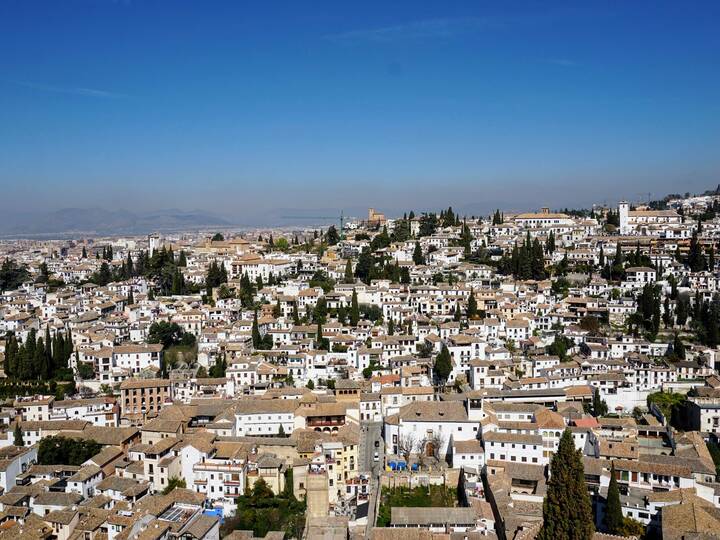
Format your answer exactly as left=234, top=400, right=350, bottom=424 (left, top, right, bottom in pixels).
left=307, top=418, right=344, bottom=427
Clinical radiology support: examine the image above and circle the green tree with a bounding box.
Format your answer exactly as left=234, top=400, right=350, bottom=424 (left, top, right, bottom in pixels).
left=467, top=289, right=478, bottom=319
left=603, top=464, right=624, bottom=535
left=434, top=344, right=452, bottom=384
left=673, top=333, right=686, bottom=360
left=272, top=298, right=282, bottom=318
left=676, top=293, right=690, bottom=326
left=306, top=379, right=315, bottom=390
left=92, top=262, right=112, bottom=286
left=349, top=290, right=360, bottom=326
left=252, top=311, right=262, bottom=349
left=196, top=366, right=208, bottom=378
left=355, top=248, right=376, bottom=284
left=211, top=233, right=224, bottom=241
left=592, top=388, right=609, bottom=417
left=326, top=225, right=340, bottom=245
left=316, top=320, right=328, bottom=350
left=13, top=424, right=24, bottom=446
left=148, top=322, right=195, bottom=349
left=313, top=297, right=328, bottom=324
left=418, top=213, right=438, bottom=237
left=537, top=429, right=594, bottom=540
left=77, top=362, right=95, bottom=380
left=162, top=476, right=187, bottom=495
left=209, top=355, right=227, bottom=378
left=687, top=230, right=706, bottom=272
left=309, top=270, right=335, bottom=293
left=547, top=334, right=572, bottom=360
left=412, top=242, right=425, bottom=265
left=343, top=259, right=354, bottom=284
left=37, top=436, right=101, bottom=466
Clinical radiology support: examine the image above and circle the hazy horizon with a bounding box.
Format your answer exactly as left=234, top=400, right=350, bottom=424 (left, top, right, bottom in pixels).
left=1, top=1, right=719, bottom=225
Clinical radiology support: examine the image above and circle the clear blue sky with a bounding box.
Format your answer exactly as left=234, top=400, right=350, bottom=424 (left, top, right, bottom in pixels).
left=1, top=0, right=719, bottom=223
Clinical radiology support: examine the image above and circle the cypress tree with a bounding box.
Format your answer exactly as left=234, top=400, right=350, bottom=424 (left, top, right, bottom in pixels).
left=34, top=337, right=48, bottom=379
left=531, top=238, right=546, bottom=280
left=13, top=424, right=24, bottom=447
left=25, top=329, right=36, bottom=366
left=603, top=464, right=624, bottom=534
left=344, top=259, right=354, bottom=284
left=126, top=252, right=134, bottom=277
left=18, top=342, right=32, bottom=380
left=349, top=290, right=360, bottom=326
left=467, top=289, right=478, bottom=319
left=673, top=333, right=686, bottom=360
left=434, top=344, right=452, bottom=384
left=251, top=311, right=261, bottom=348
left=538, top=429, right=594, bottom=540
left=64, top=328, right=73, bottom=363
left=273, top=298, right=281, bottom=318
left=688, top=230, right=705, bottom=272
left=172, top=269, right=184, bottom=295
left=4, top=335, right=16, bottom=376
left=412, top=242, right=425, bottom=265
left=55, top=333, right=64, bottom=369
left=316, top=320, right=327, bottom=350
left=44, top=326, right=52, bottom=370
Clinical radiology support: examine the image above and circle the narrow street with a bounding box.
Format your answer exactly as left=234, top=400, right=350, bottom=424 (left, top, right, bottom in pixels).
left=359, top=421, right=384, bottom=535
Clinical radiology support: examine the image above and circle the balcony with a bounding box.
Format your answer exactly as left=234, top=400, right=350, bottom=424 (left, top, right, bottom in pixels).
left=307, top=417, right=344, bottom=427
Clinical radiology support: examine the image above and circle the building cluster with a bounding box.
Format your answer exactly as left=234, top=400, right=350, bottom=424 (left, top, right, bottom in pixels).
left=1, top=198, right=720, bottom=539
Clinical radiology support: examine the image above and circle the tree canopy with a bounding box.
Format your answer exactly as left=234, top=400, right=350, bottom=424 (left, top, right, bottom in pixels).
left=537, top=429, right=594, bottom=540
left=37, top=436, right=101, bottom=466
left=148, top=321, right=196, bottom=349
left=0, top=258, right=30, bottom=291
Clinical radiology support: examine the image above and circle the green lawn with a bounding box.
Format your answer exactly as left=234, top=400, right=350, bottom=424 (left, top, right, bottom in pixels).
left=376, top=485, right=457, bottom=527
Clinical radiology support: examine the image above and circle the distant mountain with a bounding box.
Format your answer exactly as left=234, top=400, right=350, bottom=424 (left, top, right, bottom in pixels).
left=0, top=208, right=232, bottom=237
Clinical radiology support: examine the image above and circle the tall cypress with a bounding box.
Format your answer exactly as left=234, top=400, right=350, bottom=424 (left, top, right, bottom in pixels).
left=603, top=464, right=624, bottom=534
left=316, top=320, right=327, bottom=350
left=412, top=242, right=425, bottom=266
left=434, top=344, right=452, bottom=384
left=467, top=289, right=478, bottom=319
left=34, top=337, right=48, bottom=379
left=538, top=429, right=594, bottom=540
left=251, top=311, right=261, bottom=348
left=54, top=332, right=65, bottom=370
left=44, top=326, right=52, bottom=370
left=349, top=290, right=360, bottom=326
left=64, top=328, right=73, bottom=363
left=25, top=329, right=36, bottom=366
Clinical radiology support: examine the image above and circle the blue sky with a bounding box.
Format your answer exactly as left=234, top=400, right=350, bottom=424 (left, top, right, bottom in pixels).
left=1, top=0, right=719, bottom=224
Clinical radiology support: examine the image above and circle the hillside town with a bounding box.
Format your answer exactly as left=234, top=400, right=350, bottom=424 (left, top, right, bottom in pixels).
left=2, top=192, right=720, bottom=540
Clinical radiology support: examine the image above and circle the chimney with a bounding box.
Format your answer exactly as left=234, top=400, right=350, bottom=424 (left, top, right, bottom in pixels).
left=541, top=207, right=550, bottom=215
